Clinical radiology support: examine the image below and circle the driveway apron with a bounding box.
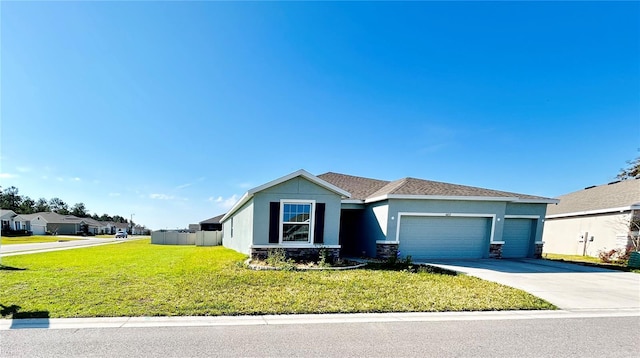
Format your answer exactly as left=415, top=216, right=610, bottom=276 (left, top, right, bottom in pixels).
left=426, top=259, right=640, bottom=310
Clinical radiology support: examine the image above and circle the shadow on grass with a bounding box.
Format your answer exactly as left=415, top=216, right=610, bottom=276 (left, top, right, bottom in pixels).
left=363, top=262, right=458, bottom=276
left=0, top=264, right=27, bottom=271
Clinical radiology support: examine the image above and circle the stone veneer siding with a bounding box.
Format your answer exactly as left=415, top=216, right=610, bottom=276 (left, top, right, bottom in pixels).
left=534, top=242, right=544, bottom=259
left=489, top=243, right=503, bottom=259
left=376, top=243, right=399, bottom=260
left=251, top=247, right=340, bottom=262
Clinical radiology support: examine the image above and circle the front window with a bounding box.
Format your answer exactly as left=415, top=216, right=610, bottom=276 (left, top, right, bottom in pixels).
left=281, top=201, right=314, bottom=243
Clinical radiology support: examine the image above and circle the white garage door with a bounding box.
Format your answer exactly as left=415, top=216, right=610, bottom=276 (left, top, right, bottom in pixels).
left=30, top=224, right=46, bottom=235
left=398, top=216, right=490, bottom=260
left=502, top=219, right=533, bottom=258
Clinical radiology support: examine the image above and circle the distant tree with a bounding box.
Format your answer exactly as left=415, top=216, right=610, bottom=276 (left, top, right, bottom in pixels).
left=99, top=213, right=113, bottom=222
left=0, top=186, right=22, bottom=211
left=34, top=198, right=50, bottom=212
left=18, top=196, right=36, bottom=214
left=112, top=215, right=126, bottom=223
left=49, top=197, right=69, bottom=214
left=71, top=202, right=89, bottom=218
left=617, top=156, right=640, bottom=180
left=91, top=213, right=100, bottom=220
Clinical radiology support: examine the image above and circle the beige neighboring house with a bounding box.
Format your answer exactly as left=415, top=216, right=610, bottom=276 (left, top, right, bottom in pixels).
left=542, top=179, right=640, bottom=257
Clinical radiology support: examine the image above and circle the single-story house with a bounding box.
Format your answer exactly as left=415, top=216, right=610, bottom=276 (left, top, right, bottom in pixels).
left=113, top=222, right=129, bottom=234
left=14, top=213, right=47, bottom=235
left=542, top=179, right=640, bottom=257
left=1, top=209, right=27, bottom=233
left=220, top=170, right=557, bottom=261
left=15, top=212, right=102, bottom=235
left=199, top=214, right=224, bottom=231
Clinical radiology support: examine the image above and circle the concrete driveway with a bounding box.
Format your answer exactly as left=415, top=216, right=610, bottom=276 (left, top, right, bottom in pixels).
left=427, top=259, right=640, bottom=311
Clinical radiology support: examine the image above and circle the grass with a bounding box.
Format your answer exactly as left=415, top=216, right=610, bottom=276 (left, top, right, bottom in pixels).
left=543, top=253, right=602, bottom=264
left=543, top=252, right=640, bottom=273
left=1, top=235, right=83, bottom=245
left=0, top=240, right=555, bottom=319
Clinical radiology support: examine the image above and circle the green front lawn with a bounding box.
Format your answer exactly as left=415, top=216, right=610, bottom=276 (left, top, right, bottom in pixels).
left=1, top=235, right=82, bottom=245
left=0, top=240, right=554, bottom=318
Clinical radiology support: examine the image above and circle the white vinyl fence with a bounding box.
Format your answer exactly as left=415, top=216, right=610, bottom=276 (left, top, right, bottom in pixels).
left=151, top=230, right=222, bottom=246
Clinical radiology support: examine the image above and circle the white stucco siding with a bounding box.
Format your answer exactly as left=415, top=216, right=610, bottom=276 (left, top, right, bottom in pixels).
left=542, top=212, right=631, bottom=257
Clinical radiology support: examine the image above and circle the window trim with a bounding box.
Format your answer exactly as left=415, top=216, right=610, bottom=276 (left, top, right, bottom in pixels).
left=279, top=199, right=315, bottom=244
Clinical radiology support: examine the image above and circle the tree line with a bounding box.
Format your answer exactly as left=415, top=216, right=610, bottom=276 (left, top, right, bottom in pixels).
left=0, top=186, right=131, bottom=224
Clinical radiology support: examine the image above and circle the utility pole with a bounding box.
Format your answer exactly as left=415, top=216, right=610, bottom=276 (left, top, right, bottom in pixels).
left=130, top=213, right=135, bottom=235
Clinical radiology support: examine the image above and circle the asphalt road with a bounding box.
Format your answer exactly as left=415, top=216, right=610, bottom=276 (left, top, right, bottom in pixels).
left=0, top=236, right=146, bottom=256
left=2, top=316, right=638, bottom=357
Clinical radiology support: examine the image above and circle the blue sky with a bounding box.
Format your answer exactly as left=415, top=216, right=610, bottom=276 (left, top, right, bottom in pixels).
left=1, top=1, right=638, bottom=230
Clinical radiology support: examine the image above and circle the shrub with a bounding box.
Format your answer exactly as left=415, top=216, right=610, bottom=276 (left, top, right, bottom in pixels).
left=265, top=248, right=296, bottom=271
left=598, top=246, right=635, bottom=265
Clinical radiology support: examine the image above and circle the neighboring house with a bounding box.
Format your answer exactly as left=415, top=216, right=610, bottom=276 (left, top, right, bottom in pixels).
left=1, top=209, right=19, bottom=232
left=220, top=170, right=557, bottom=261
left=542, top=179, right=640, bottom=257
left=188, top=224, right=199, bottom=233
left=14, top=212, right=102, bottom=235
left=133, top=225, right=148, bottom=235
left=113, top=222, right=129, bottom=234
left=15, top=213, right=47, bottom=235
left=199, top=214, right=224, bottom=231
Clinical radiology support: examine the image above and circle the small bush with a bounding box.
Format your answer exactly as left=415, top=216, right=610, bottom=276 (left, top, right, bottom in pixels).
left=318, top=246, right=334, bottom=267
left=265, top=248, right=296, bottom=271
left=598, top=246, right=635, bottom=265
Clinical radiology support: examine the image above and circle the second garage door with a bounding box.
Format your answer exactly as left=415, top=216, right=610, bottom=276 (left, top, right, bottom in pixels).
left=398, top=216, right=490, bottom=260
left=502, top=218, right=534, bottom=258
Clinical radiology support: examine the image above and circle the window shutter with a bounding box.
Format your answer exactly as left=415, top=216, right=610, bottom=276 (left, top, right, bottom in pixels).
left=314, top=203, right=325, bottom=244
left=269, top=202, right=280, bottom=243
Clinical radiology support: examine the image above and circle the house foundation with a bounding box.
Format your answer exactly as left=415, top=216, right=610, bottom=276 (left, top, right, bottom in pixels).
left=376, top=242, right=399, bottom=260
left=251, top=247, right=340, bottom=262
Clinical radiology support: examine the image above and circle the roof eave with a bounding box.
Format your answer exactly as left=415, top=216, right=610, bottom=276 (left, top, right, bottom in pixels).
left=546, top=204, right=640, bottom=219
left=220, top=192, right=251, bottom=223
left=364, top=194, right=525, bottom=203
left=248, top=169, right=351, bottom=198
left=222, top=170, right=353, bottom=222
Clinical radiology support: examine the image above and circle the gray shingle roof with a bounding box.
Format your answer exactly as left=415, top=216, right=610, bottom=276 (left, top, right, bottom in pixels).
left=319, top=172, right=551, bottom=201
left=317, top=172, right=390, bottom=200
left=200, top=214, right=225, bottom=224
left=547, top=179, right=640, bottom=216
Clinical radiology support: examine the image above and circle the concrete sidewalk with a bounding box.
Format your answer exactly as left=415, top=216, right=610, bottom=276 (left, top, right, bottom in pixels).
left=2, top=309, right=639, bottom=330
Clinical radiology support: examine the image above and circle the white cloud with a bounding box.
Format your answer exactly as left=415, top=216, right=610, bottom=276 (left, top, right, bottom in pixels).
left=109, top=193, right=121, bottom=197
left=209, top=194, right=238, bottom=209
left=72, top=177, right=82, bottom=182
left=56, top=177, right=64, bottom=182
left=16, top=167, right=31, bottom=173
left=150, top=193, right=174, bottom=200
left=0, top=173, right=17, bottom=179
left=176, top=183, right=192, bottom=189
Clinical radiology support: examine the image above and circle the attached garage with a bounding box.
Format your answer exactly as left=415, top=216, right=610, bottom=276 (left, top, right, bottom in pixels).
left=398, top=215, right=492, bottom=260
left=502, top=218, right=534, bottom=258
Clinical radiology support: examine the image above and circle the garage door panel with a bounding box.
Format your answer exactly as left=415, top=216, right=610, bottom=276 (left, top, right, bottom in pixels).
left=502, top=219, right=533, bottom=258
left=399, top=216, right=489, bottom=260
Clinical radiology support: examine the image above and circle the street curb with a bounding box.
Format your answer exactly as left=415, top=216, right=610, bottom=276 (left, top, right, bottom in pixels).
left=1, top=309, right=639, bottom=330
